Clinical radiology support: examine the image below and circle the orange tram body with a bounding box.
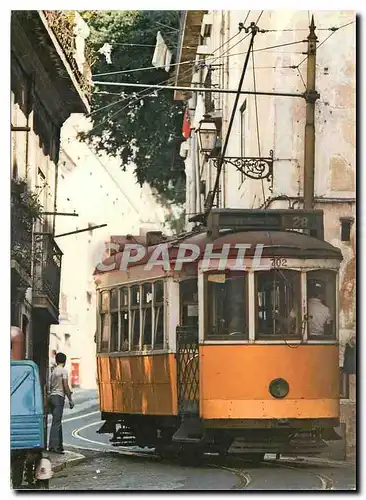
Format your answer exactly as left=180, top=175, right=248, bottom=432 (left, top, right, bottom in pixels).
left=95, top=210, right=342, bottom=460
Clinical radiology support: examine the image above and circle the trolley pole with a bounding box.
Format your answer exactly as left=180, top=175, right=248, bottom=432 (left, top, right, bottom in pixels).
left=303, top=15, right=319, bottom=210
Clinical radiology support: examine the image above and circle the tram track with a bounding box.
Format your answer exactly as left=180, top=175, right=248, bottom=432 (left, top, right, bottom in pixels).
left=66, top=419, right=335, bottom=490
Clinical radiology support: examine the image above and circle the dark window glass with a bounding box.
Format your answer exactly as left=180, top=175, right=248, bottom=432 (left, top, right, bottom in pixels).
left=154, top=281, right=164, bottom=348
left=120, top=310, right=129, bottom=351
left=111, top=289, right=118, bottom=310
left=100, top=314, right=109, bottom=352
left=255, top=270, right=301, bottom=338
left=180, top=279, right=198, bottom=327
left=110, top=312, right=119, bottom=352
left=206, top=271, right=248, bottom=339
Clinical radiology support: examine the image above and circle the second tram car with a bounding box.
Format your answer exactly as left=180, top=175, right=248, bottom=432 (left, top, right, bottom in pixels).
left=94, top=209, right=342, bottom=460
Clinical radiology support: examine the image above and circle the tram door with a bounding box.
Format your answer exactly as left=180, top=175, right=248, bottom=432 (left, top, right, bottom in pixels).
left=177, top=279, right=199, bottom=416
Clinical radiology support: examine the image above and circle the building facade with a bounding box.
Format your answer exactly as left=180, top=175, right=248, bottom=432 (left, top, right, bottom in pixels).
left=11, top=11, right=91, bottom=390
left=49, top=115, right=167, bottom=389
left=175, top=10, right=355, bottom=458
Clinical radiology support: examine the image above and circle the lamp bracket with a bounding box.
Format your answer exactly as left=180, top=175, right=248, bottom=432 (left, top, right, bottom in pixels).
left=211, top=150, right=273, bottom=190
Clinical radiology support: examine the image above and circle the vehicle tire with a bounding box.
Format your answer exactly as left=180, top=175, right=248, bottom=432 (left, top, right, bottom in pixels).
left=36, top=479, right=49, bottom=490
left=11, top=455, right=24, bottom=489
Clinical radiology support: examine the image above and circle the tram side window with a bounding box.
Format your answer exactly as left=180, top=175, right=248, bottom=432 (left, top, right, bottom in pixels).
left=154, top=281, right=164, bottom=349
left=110, top=289, right=119, bottom=352
left=99, top=291, right=110, bottom=352
left=131, top=285, right=141, bottom=350
left=255, top=270, right=301, bottom=338
left=206, top=271, right=248, bottom=339
left=307, top=270, right=336, bottom=339
left=180, top=279, right=198, bottom=327
left=142, top=283, right=153, bottom=348
left=120, top=287, right=129, bottom=351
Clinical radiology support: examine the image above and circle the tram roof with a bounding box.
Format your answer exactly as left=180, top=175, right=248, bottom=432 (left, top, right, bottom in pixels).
left=94, top=229, right=342, bottom=275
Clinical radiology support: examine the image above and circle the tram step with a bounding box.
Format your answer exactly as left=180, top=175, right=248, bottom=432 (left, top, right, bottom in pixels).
left=172, top=417, right=204, bottom=443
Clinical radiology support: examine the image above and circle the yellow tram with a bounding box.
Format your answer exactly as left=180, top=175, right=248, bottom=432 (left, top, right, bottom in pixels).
left=94, top=209, right=342, bottom=460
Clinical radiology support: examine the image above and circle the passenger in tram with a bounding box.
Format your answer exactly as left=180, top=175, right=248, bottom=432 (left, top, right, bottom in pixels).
left=307, top=282, right=332, bottom=336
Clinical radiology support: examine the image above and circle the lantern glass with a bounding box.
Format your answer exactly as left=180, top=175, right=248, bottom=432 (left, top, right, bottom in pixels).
left=197, top=117, right=217, bottom=154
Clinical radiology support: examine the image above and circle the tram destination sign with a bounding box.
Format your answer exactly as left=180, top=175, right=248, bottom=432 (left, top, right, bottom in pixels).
left=207, top=209, right=324, bottom=239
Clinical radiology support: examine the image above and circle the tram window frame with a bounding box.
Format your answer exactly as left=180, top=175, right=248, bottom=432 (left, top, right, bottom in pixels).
left=153, top=280, right=165, bottom=349
left=119, top=287, right=129, bottom=351
left=142, top=283, right=153, bottom=349
left=130, top=285, right=141, bottom=350
left=205, top=271, right=249, bottom=340
left=255, top=270, right=302, bottom=340
left=306, top=270, right=337, bottom=340
left=99, top=291, right=110, bottom=353
left=109, top=289, right=119, bottom=352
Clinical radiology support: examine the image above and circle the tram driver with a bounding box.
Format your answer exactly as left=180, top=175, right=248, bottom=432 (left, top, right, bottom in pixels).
left=274, top=281, right=333, bottom=336
left=307, top=282, right=333, bottom=336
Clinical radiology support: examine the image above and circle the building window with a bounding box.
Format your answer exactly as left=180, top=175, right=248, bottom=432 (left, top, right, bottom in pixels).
left=120, top=287, right=129, bottom=351
left=306, top=270, right=337, bottom=340
left=64, top=333, right=71, bottom=347
left=131, top=285, right=141, bottom=350
left=239, top=100, right=247, bottom=184
left=340, top=217, right=354, bottom=242
left=110, top=289, right=119, bottom=352
left=206, top=271, right=248, bottom=339
left=142, top=283, right=153, bottom=348
left=255, top=270, right=301, bottom=339
left=154, top=281, right=164, bottom=349
left=86, top=292, right=92, bottom=305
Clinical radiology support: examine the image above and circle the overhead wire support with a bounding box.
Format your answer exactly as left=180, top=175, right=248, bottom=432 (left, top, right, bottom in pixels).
left=92, top=80, right=304, bottom=99
left=207, top=22, right=259, bottom=214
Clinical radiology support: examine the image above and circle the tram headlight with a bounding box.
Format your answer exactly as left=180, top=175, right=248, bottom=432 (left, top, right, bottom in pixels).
left=269, top=378, right=289, bottom=399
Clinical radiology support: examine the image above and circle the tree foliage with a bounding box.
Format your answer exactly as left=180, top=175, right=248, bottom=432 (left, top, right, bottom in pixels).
left=80, top=11, right=186, bottom=205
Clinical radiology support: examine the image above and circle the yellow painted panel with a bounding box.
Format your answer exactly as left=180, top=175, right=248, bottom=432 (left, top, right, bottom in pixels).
left=200, top=345, right=339, bottom=419
left=97, top=354, right=178, bottom=415
left=202, top=399, right=339, bottom=419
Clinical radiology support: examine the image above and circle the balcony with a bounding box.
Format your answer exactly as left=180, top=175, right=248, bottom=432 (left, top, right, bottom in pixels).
left=11, top=180, right=36, bottom=292
left=11, top=11, right=91, bottom=116
left=42, top=10, right=92, bottom=104
left=32, top=233, right=63, bottom=324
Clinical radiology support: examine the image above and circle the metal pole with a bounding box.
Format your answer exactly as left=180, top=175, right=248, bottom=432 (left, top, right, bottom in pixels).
left=92, top=80, right=304, bottom=99
left=303, top=15, right=319, bottom=210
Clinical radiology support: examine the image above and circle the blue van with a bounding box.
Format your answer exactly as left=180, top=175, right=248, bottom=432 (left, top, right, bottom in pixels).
left=11, top=360, right=52, bottom=489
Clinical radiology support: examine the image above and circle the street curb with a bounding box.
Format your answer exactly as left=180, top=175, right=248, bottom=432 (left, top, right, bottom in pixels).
left=281, top=456, right=355, bottom=468
left=51, top=453, right=87, bottom=474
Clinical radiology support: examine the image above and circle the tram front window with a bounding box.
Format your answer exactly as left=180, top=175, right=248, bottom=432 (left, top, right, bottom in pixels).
left=256, top=270, right=301, bottom=338
left=307, top=270, right=336, bottom=339
left=206, top=271, right=248, bottom=339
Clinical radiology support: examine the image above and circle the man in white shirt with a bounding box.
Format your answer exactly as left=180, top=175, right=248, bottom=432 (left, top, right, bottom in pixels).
left=48, top=352, right=74, bottom=453
left=307, top=285, right=332, bottom=336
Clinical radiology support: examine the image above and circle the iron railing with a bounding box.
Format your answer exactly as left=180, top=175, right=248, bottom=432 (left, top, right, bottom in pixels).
left=11, top=194, right=33, bottom=278
left=176, top=326, right=199, bottom=414
left=33, top=233, right=62, bottom=310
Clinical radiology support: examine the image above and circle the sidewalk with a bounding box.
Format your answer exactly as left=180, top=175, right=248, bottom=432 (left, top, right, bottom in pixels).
left=48, top=450, right=86, bottom=473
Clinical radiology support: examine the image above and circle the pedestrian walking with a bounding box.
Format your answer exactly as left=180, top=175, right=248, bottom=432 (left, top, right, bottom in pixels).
left=48, top=352, right=74, bottom=454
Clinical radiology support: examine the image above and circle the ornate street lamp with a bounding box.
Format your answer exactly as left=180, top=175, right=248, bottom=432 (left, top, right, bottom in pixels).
left=196, top=115, right=218, bottom=154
